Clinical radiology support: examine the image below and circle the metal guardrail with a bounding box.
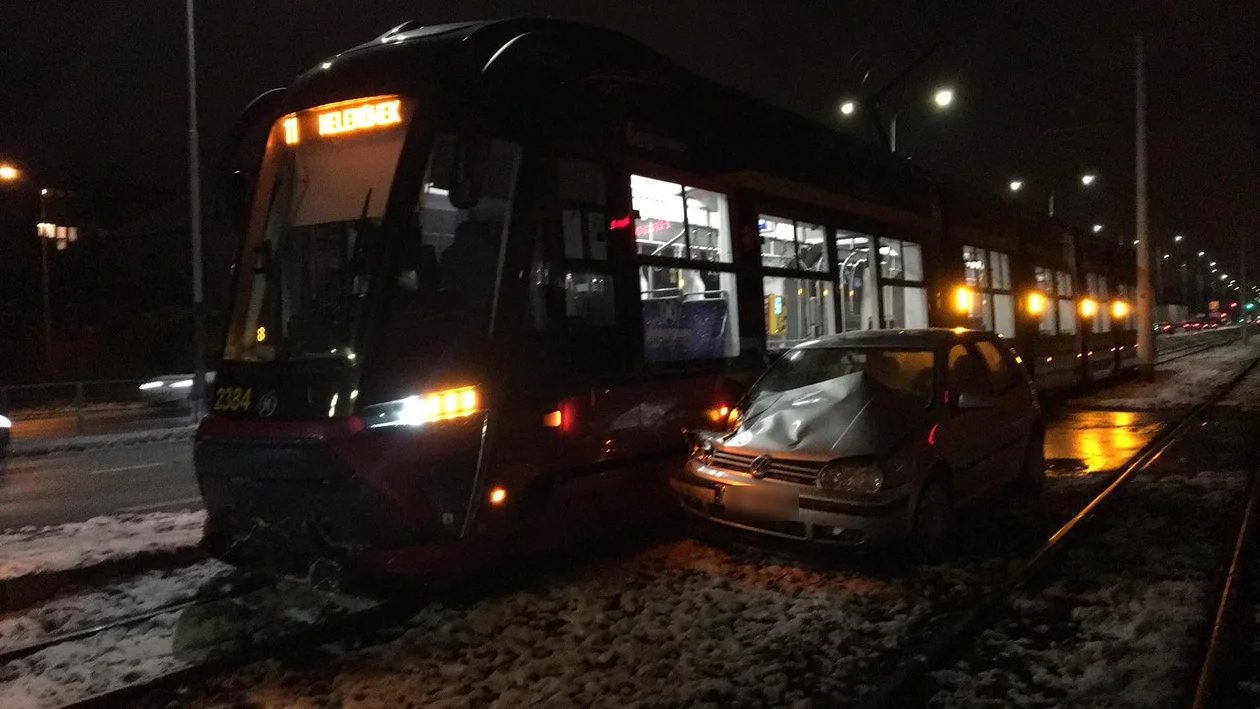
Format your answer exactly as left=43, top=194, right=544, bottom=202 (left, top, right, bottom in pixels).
left=0, top=375, right=207, bottom=440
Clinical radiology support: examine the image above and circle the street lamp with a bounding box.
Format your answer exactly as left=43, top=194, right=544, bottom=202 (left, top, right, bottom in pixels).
left=1093, top=224, right=1104, bottom=233
left=1174, top=235, right=1183, bottom=243
left=1009, top=180, right=1023, bottom=192
left=1081, top=173, right=1096, bottom=186
left=933, top=88, right=954, bottom=108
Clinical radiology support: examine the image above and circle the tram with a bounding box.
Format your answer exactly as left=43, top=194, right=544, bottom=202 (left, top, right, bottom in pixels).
left=196, top=18, right=1136, bottom=579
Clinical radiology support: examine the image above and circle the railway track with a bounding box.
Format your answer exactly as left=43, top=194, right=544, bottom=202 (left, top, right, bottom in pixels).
left=859, top=346, right=1260, bottom=709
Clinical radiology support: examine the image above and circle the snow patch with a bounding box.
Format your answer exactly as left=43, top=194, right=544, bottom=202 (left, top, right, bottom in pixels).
left=0, top=511, right=205, bottom=581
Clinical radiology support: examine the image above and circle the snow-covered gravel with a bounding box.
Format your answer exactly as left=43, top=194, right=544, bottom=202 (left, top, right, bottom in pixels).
left=0, top=560, right=236, bottom=655
left=1075, top=340, right=1260, bottom=411
left=0, top=579, right=374, bottom=709
left=927, top=469, right=1248, bottom=708
left=1220, top=360, right=1260, bottom=411
left=0, top=511, right=205, bottom=581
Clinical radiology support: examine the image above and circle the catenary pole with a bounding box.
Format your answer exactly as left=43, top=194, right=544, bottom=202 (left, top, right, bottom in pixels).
left=1135, top=35, right=1154, bottom=380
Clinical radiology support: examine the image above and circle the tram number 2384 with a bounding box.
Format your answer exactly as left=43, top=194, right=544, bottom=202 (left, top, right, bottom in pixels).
left=213, top=387, right=253, bottom=413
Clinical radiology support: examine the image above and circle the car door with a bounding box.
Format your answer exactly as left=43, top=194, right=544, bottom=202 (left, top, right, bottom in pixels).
left=973, top=338, right=1036, bottom=482
left=937, top=342, right=1005, bottom=503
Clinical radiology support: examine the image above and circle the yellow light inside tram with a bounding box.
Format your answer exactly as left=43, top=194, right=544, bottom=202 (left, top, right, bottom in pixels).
left=953, top=286, right=975, bottom=313
left=256, top=326, right=267, bottom=342
left=1112, top=300, right=1129, bottom=319
left=1027, top=292, right=1047, bottom=315
left=1080, top=298, right=1098, bottom=317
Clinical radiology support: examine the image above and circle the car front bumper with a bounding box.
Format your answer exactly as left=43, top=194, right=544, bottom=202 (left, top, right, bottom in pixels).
left=670, top=459, right=915, bottom=546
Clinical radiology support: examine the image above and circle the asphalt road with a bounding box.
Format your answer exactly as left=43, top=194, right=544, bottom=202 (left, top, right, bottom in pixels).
left=0, top=441, right=199, bottom=529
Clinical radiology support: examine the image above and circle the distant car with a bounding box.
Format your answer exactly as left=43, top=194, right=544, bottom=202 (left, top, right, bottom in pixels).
left=0, top=408, right=11, bottom=461
left=1182, top=321, right=1202, bottom=331
left=1203, top=320, right=1220, bottom=330
left=137, top=371, right=217, bottom=405
left=672, top=329, right=1044, bottom=556
left=1156, top=322, right=1176, bottom=334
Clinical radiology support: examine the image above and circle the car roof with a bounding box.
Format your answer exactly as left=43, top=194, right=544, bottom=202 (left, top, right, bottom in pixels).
left=794, top=328, right=1001, bottom=350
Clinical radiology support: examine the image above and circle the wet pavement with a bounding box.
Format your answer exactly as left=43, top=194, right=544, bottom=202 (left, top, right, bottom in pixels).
left=1042, top=408, right=1171, bottom=475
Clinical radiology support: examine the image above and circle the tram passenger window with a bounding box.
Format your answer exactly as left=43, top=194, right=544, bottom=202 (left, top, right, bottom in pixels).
left=879, top=238, right=922, bottom=280
left=836, top=229, right=875, bottom=332
left=881, top=285, right=929, bottom=329
left=763, top=276, right=836, bottom=351
left=640, top=265, right=740, bottom=361
left=631, top=175, right=733, bottom=263
left=1056, top=271, right=1077, bottom=334
left=963, top=246, right=989, bottom=289
left=760, top=217, right=828, bottom=271
left=993, top=294, right=1016, bottom=338
left=991, top=252, right=1012, bottom=290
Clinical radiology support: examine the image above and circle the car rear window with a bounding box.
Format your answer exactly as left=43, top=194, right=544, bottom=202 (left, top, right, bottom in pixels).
left=756, top=347, right=935, bottom=404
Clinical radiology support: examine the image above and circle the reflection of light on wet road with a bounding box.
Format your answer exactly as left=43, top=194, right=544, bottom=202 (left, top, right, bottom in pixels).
left=1044, top=409, right=1167, bottom=475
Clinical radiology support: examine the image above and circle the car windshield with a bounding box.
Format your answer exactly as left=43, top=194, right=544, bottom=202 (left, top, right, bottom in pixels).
left=223, top=95, right=413, bottom=362
left=752, top=346, right=936, bottom=405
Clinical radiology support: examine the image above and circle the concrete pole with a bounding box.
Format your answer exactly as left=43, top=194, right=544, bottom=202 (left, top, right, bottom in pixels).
left=1048, top=191, right=1056, bottom=217
left=39, top=193, right=52, bottom=370
left=186, top=0, right=207, bottom=421
left=1135, top=35, right=1154, bottom=379
left=889, top=113, right=898, bottom=153
left=1243, top=227, right=1249, bottom=344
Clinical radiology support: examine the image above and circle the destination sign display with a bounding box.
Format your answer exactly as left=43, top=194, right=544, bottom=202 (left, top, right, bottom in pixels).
left=280, top=95, right=404, bottom=146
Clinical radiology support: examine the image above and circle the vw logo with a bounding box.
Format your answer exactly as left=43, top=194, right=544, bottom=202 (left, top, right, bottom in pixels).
left=256, top=391, right=279, bottom=417
left=749, top=455, right=772, bottom=479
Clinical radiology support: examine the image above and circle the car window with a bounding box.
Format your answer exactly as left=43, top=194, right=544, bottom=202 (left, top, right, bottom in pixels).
left=753, top=347, right=935, bottom=405
left=946, top=343, right=993, bottom=397
left=974, top=340, right=1017, bottom=393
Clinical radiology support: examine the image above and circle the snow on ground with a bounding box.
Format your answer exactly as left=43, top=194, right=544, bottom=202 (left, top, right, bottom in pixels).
left=0, top=580, right=374, bottom=709
left=0, top=560, right=235, bottom=654
left=1219, top=358, right=1260, bottom=411
left=162, top=529, right=1054, bottom=709
left=0, top=511, right=205, bottom=581
left=1074, top=340, right=1260, bottom=411
left=928, top=469, right=1248, bottom=708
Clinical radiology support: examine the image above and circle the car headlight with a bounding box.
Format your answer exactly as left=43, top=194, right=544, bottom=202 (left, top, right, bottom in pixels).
left=0, top=414, right=10, bottom=429
left=817, top=460, right=883, bottom=494
left=359, top=386, right=480, bottom=428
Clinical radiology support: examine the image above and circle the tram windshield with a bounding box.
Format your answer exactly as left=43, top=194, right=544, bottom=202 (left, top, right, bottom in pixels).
left=224, top=96, right=413, bottom=362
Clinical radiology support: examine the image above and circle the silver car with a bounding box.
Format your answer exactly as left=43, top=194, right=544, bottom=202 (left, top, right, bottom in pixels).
left=672, top=329, right=1044, bottom=554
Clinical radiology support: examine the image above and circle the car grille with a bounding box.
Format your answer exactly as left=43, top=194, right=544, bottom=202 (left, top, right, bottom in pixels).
left=710, top=450, right=823, bottom=485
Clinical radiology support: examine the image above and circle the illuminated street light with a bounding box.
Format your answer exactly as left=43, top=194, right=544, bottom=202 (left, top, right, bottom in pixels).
left=1198, top=251, right=1205, bottom=257
left=1174, top=235, right=1183, bottom=242
left=1093, top=224, right=1104, bottom=233
left=1209, top=261, right=1217, bottom=267
left=933, top=88, right=954, bottom=108
left=0, top=165, right=18, bottom=181
left=1132, top=239, right=1139, bottom=245
left=1009, top=180, right=1023, bottom=192
left=1081, top=174, right=1096, bottom=186
left=1163, top=253, right=1170, bottom=259
left=1221, top=274, right=1228, bottom=280
left=839, top=100, right=857, bottom=117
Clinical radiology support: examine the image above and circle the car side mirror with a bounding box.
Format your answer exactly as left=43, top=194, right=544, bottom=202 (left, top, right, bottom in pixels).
left=955, top=391, right=995, bottom=410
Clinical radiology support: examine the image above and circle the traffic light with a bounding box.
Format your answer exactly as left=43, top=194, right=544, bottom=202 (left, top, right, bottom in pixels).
left=1247, top=302, right=1256, bottom=311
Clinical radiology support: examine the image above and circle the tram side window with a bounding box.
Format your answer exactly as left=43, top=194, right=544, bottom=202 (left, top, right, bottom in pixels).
left=1056, top=271, right=1077, bottom=334
left=1088, top=273, right=1109, bottom=333
left=879, top=237, right=928, bottom=329
left=1034, top=267, right=1057, bottom=335
left=837, top=229, right=876, bottom=331
left=763, top=276, right=836, bottom=350
left=632, top=174, right=739, bottom=362
left=990, top=251, right=1015, bottom=338
left=559, top=158, right=608, bottom=261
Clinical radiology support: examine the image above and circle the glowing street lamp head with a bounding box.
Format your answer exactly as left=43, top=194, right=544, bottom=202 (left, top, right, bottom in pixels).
left=1092, top=224, right=1104, bottom=233
left=1009, top=180, right=1023, bottom=192
left=1174, top=235, right=1183, bottom=242
left=1080, top=298, right=1098, bottom=317
left=933, top=88, right=954, bottom=109
left=1209, top=261, right=1217, bottom=267
left=0, top=165, right=18, bottom=181
left=839, top=100, right=857, bottom=117
left=1080, top=174, right=1096, bottom=186
left=1198, top=251, right=1205, bottom=257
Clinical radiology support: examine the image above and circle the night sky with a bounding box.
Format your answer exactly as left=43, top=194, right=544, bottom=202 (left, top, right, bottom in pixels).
left=1, top=1, right=1258, bottom=377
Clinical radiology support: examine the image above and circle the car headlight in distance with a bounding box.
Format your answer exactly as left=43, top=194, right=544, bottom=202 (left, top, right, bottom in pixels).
left=0, top=414, right=10, bottom=429
left=360, top=386, right=480, bottom=428
left=138, top=381, right=165, bottom=391
left=817, top=460, right=883, bottom=494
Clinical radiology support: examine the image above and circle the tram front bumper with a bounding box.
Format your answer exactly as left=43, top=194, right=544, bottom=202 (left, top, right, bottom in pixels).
left=670, top=460, right=914, bottom=546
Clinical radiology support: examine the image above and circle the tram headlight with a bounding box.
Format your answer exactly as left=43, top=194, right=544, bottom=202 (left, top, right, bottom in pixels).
left=0, top=414, right=10, bottom=429
left=817, top=459, right=883, bottom=495
left=361, top=385, right=481, bottom=428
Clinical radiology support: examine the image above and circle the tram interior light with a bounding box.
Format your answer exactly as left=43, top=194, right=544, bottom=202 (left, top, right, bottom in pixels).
left=1080, top=298, right=1098, bottom=317
left=1026, top=292, right=1047, bottom=315
left=1111, top=300, right=1129, bottom=319
left=953, top=286, right=975, bottom=314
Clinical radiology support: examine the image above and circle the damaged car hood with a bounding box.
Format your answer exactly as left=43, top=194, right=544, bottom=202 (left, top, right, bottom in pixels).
left=723, top=372, right=929, bottom=460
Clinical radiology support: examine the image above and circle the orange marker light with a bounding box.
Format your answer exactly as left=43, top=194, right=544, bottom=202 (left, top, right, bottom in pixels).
left=543, top=410, right=563, bottom=428
left=489, top=487, right=508, bottom=506
left=282, top=115, right=299, bottom=145
left=1111, top=300, right=1129, bottom=319
left=1027, top=292, right=1047, bottom=315
left=1080, top=298, right=1098, bottom=317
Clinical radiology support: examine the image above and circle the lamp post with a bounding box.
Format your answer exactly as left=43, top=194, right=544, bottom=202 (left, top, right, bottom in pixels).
left=39, top=188, right=52, bottom=364
left=1048, top=172, right=1097, bottom=218
left=187, top=0, right=207, bottom=420
left=840, top=86, right=955, bottom=154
